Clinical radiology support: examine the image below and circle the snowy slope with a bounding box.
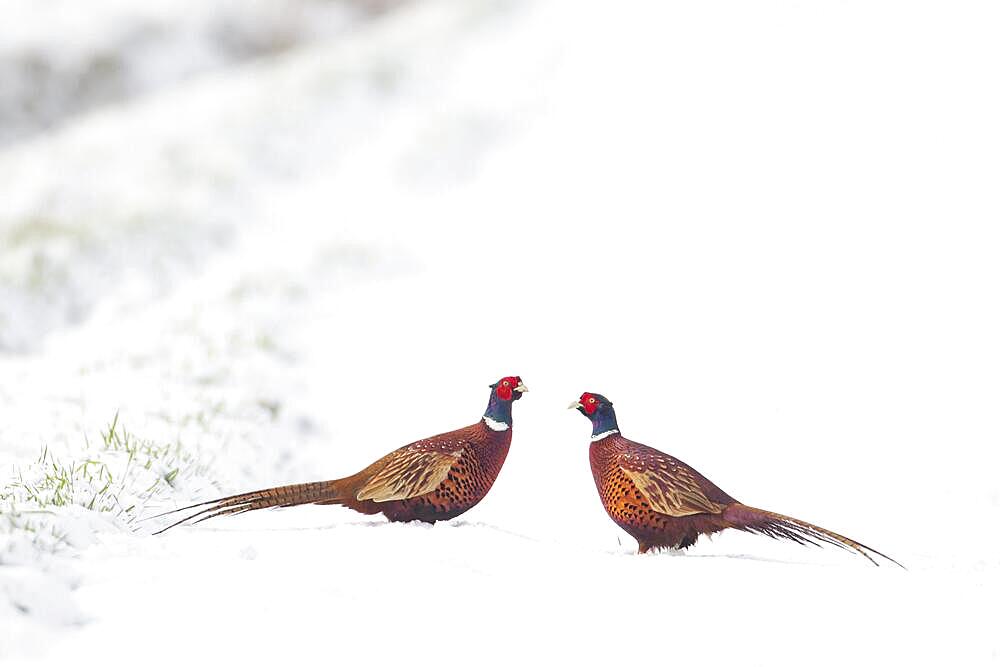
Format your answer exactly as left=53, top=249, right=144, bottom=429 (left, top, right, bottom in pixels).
left=0, top=0, right=375, bottom=146
left=2, top=0, right=999, bottom=664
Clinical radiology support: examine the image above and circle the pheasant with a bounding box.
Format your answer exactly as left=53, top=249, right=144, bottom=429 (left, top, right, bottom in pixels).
left=152, top=376, right=527, bottom=534
left=571, top=392, right=901, bottom=566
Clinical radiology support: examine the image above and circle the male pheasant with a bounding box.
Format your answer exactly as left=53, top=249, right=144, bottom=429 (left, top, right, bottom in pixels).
left=571, top=392, right=901, bottom=566
left=152, top=376, right=527, bottom=533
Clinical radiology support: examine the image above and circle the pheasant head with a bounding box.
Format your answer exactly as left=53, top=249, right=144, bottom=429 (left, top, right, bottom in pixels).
left=482, top=376, right=527, bottom=431
left=569, top=391, right=620, bottom=441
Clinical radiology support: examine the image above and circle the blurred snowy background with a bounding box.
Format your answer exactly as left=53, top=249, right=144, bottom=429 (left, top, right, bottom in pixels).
left=1, top=0, right=999, bottom=664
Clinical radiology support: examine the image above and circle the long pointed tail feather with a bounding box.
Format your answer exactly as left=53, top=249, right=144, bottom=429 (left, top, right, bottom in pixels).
left=724, top=503, right=904, bottom=568
left=149, top=480, right=351, bottom=535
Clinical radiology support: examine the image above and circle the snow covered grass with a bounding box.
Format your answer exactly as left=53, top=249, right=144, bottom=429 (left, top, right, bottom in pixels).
left=0, top=415, right=207, bottom=560
left=0, top=416, right=219, bottom=653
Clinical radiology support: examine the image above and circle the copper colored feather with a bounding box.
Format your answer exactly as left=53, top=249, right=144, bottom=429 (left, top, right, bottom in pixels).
left=152, top=377, right=526, bottom=533
left=573, top=392, right=902, bottom=567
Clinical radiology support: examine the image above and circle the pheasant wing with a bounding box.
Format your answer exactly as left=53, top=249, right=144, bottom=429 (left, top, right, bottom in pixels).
left=356, top=446, right=464, bottom=502
left=620, top=455, right=725, bottom=517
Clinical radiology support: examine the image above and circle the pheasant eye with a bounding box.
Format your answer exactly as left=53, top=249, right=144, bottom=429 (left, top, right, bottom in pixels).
left=589, top=398, right=596, bottom=404
left=503, top=381, right=510, bottom=387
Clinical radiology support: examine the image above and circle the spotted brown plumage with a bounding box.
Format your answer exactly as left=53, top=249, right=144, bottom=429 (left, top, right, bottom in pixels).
left=152, top=376, right=526, bottom=533
left=572, top=392, right=902, bottom=567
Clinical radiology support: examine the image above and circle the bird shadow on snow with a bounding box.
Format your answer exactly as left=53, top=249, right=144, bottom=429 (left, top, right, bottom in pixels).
left=680, top=552, right=815, bottom=566
left=165, top=517, right=539, bottom=542
left=447, top=519, right=542, bottom=543
left=167, top=518, right=393, bottom=533
left=599, top=545, right=815, bottom=566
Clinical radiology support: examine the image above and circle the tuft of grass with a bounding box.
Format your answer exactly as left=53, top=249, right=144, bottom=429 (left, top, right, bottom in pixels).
left=0, top=414, right=210, bottom=557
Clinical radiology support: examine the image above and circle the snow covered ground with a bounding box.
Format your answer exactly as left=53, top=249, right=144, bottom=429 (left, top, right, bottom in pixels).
left=2, top=0, right=999, bottom=664
left=0, top=0, right=393, bottom=146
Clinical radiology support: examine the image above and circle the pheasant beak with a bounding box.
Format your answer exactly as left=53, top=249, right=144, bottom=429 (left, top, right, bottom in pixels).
left=514, top=382, right=528, bottom=393
left=568, top=401, right=583, bottom=410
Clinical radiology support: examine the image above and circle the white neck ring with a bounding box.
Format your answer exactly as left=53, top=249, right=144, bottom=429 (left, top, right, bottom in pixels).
left=483, top=416, right=510, bottom=431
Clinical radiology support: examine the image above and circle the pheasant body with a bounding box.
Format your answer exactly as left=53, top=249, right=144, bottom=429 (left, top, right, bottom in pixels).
left=348, top=423, right=512, bottom=522
left=154, top=377, right=525, bottom=533
left=590, top=435, right=735, bottom=551
left=574, top=391, right=901, bottom=566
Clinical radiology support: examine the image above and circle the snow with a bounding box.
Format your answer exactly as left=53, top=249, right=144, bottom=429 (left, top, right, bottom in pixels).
left=0, top=0, right=368, bottom=146
left=2, top=0, right=999, bottom=664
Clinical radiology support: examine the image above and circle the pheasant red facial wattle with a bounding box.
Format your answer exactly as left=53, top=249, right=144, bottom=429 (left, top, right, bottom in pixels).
left=152, top=376, right=528, bottom=533
left=579, top=392, right=600, bottom=415
left=571, top=392, right=902, bottom=567
left=494, top=376, right=524, bottom=402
